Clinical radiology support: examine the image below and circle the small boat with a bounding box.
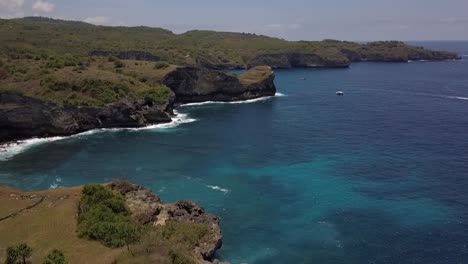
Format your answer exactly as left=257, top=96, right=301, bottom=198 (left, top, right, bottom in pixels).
left=299, top=77, right=306, bottom=80
left=336, top=91, right=344, bottom=96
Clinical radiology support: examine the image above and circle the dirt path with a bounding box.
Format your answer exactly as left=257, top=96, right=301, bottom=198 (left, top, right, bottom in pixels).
left=0, top=194, right=44, bottom=222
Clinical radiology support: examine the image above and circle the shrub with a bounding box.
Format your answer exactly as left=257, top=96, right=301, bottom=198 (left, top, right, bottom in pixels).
left=139, top=86, right=172, bottom=105
left=77, top=184, right=143, bottom=248
left=107, top=56, right=117, bottom=62
left=5, top=246, right=19, bottom=264
left=153, top=61, right=169, bottom=69
left=0, top=68, right=8, bottom=80
left=169, top=249, right=195, bottom=264
left=114, top=60, right=124, bottom=68
left=43, top=249, right=68, bottom=264
left=5, top=243, right=33, bottom=264
left=161, top=222, right=209, bottom=248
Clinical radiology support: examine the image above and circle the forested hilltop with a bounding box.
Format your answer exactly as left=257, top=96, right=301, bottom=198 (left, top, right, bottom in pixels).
left=0, top=17, right=460, bottom=70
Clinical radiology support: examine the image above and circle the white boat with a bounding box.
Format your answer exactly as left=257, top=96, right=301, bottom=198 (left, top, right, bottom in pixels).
left=336, top=91, right=344, bottom=96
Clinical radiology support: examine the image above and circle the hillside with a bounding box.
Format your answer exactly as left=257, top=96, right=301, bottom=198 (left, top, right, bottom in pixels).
left=0, top=17, right=460, bottom=69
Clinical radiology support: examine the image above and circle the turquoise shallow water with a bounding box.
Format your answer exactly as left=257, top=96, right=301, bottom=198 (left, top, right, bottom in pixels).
left=1, top=42, right=468, bottom=263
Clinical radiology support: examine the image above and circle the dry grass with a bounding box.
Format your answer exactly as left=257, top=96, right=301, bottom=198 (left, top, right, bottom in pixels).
left=0, top=186, right=124, bottom=264
left=239, top=66, right=273, bottom=85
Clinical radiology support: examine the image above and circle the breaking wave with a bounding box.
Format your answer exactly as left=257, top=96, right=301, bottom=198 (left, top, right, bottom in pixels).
left=206, top=185, right=230, bottom=194
left=0, top=110, right=195, bottom=161
left=179, top=93, right=285, bottom=107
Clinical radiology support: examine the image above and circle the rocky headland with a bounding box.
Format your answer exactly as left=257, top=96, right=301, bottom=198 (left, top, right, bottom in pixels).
left=163, top=66, right=276, bottom=103
left=107, top=181, right=223, bottom=262
left=0, top=66, right=276, bottom=144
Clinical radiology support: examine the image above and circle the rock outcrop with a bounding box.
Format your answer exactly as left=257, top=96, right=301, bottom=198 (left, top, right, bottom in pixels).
left=0, top=93, right=172, bottom=143
left=108, top=181, right=223, bottom=263
left=163, top=66, right=276, bottom=103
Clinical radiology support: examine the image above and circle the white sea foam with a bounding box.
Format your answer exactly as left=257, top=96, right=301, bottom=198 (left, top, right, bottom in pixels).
left=443, top=96, right=468, bottom=101
left=0, top=136, right=66, bottom=161
left=49, top=177, right=63, bottom=189
left=0, top=110, right=195, bottom=161
left=206, top=185, right=230, bottom=194
left=179, top=93, right=286, bottom=107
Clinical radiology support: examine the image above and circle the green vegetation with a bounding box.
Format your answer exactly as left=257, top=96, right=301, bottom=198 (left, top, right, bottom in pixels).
left=117, top=222, right=211, bottom=264
left=0, top=17, right=458, bottom=69
left=160, top=222, right=209, bottom=247
left=5, top=243, right=32, bottom=264
left=42, top=250, right=68, bottom=264
left=154, top=61, right=170, bottom=69
left=77, top=184, right=143, bottom=248
left=0, top=17, right=458, bottom=108
left=0, top=57, right=173, bottom=107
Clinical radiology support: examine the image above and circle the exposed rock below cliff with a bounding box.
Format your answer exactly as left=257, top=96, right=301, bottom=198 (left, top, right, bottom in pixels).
left=108, top=181, right=223, bottom=262
left=0, top=93, right=172, bottom=143
left=163, top=66, right=276, bottom=103
left=248, top=53, right=350, bottom=69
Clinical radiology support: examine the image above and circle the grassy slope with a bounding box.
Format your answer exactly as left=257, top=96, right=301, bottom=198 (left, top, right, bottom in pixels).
left=0, top=57, right=174, bottom=107
left=0, top=186, right=123, bottom=263
left=0, top=185, right=215, bottom=264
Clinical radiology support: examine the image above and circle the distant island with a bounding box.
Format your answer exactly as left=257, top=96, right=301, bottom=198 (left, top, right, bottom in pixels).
left=0, top=16, right=461, bottom=143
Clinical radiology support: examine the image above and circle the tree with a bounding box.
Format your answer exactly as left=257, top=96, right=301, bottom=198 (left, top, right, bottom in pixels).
left=5, top=246, right=19, bottom=264
left=16, top=243, right=32, bottom=264
left=43, top=249, right=68, bottom=264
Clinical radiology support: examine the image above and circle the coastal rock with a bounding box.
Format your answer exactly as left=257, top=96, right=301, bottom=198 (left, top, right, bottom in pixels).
left=108, top=181, right=223, bottom=262
left=163, top=66, right=276, bottom=103
left=0, top=93, right=172, bottom=143
left=107, top=181, right=162, bottom=225
left=165, top=200, right=223, bottom=261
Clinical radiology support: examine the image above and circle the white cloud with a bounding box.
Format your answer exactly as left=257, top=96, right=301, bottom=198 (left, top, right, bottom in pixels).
left=84, top=16, right=111, bottom=25
left=32, top=0, right=54, bottom=14
left=0, top=0, right=25, bottom=18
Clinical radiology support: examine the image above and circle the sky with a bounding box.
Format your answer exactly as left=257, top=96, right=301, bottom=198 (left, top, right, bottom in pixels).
left=1, top=0, right=467, bottom=41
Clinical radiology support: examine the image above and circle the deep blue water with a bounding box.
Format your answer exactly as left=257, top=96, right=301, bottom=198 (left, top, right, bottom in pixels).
left=1, top=42, right=468, bottom=263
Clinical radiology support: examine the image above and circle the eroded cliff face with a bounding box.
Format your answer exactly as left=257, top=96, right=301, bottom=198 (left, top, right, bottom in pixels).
left=163, top=66, right=277, bottom=103
left=0, top=93, right=172, bottom=143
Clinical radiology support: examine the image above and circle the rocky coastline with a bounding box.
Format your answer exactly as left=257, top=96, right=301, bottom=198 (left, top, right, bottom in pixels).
left=0, top=66, right=276, bottom=144
left=107, top=181, right=223, bottom=263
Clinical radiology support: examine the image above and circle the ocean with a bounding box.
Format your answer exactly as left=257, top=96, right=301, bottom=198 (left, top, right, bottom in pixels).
left=1, top=41, right=468, bottom=264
